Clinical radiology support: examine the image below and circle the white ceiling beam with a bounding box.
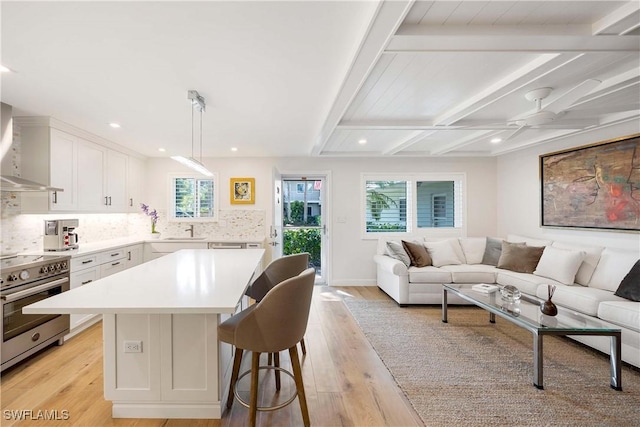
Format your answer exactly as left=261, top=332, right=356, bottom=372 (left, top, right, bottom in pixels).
left=430, top=130, right=501, bottom=156
left=388, top=24, right=640, bottom=52
left=311, top=0, right=415, bottom=156
left=338, top=120, right=436, bottom=130
left=383, top=130, right=437, bottom=155
left=592, top=1, right=640, bottom=35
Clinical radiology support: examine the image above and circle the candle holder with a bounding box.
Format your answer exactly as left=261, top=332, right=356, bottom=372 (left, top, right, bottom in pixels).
left=540, top=284, right=558, bottom=316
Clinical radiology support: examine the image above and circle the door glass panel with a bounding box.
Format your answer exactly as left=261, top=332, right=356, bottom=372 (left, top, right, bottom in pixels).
left=282, top=179, right=322, bottom=280
left=3, top=286, right=62, bottom=341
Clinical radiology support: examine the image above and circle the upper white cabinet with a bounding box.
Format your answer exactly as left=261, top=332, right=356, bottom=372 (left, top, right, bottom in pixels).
left=48, top=129, right=78, bottom=210
left=126, top=156, right=145, bottom=212
left=105, top=148, right=128, bottom=211
left=76, top=139, right=106, bottom=211
left=16, top=117, right=145, bottom=213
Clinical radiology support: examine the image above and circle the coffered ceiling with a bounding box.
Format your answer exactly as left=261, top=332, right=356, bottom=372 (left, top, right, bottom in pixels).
left=1, top=1, right=639, bottom=158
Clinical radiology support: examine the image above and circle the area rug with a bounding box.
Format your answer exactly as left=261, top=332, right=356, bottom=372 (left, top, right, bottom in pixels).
left=343, top=299, right=640, bottom=427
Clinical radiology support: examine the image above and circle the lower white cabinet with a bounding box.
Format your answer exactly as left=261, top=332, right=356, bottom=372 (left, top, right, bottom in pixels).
left=69, top=267, right=99, bottom=330
left=69, top=244, right=143, bottom=333
left=125, top=244, right=143, bottom=268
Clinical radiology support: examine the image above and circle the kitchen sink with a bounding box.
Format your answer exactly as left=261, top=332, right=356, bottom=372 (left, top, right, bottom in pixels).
left=163, top=237, right=207, bottom=240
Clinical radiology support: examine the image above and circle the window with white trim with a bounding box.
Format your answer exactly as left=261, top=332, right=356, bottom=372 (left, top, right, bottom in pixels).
left=168, top=174, right=219, bottom=221
left=363, top=173, right=464, bottom=236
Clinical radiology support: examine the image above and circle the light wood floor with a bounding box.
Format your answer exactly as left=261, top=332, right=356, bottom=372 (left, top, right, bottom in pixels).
left=0, top=287, right=424, bottom=427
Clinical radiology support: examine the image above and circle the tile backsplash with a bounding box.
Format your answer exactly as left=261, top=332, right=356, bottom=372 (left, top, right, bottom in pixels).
left=0, top=209, right=266, bottom=254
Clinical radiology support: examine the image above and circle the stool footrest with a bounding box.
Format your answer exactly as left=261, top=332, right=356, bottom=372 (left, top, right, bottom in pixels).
left=233, top=365, right=298, bottom=411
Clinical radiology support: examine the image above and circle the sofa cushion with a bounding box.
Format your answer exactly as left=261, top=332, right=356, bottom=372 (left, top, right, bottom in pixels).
left=459, top=237, right=486, bottom=265
left=497, top=270, right=562, bottom=296
left=386, top=241, right=411, bottom=266
left=424, top=240, right=463, bottom=267
left=507, top=234, right=553, bottom=247
left=408, top=266, right=452, bottom=284
left=533, top=246, right=586, bottom=285
left=551, top=241, right=604, bottom=286
left=497, top=241, right=544, bottom=274
left=535, top=284, right=620, bottom=317
left=401, top=240, right=432, bottom=267
left=481, top=237, right=504, bottom=266
left=598, top=300, right=640, bottom=333
left=588, top=248, right=639, bottom=292
left=614, top=260, right=640, bottom=302
left=441, top=264, right=498, bottom=284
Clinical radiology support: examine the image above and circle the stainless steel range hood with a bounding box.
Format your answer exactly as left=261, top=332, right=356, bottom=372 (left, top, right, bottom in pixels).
left=0, top=175, right=64, bottom=192
left=0, top=102, right=63, bottom=193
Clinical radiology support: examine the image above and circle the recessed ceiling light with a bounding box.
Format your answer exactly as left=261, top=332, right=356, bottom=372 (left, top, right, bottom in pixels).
left=358, top=139, right=367, bottom=145
left=490, top=138, right=502, bottom=144
left=0, top=65, right=11, bottom=73
left=158, top=148, right=166, bottom=152
left=231, top=147, right=238, bottom=152
left=109, top=123, right=121, bottom=128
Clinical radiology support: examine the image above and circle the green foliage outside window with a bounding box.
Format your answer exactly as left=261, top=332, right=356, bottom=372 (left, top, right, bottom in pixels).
left=283, top=228, right=321, bottom=268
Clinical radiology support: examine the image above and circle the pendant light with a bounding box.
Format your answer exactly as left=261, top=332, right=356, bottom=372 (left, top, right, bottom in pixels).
left=171, top=90, right=213, bottom=177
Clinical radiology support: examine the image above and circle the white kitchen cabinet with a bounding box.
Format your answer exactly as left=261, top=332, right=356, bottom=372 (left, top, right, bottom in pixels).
left=99, top=248, right=127, bottom=277
left=125, top=244, right=144, bottom=269
left=16, top=117, right=145, bottom=213
left=19, top=124, right=78, bottom=212
left=77, top=139, right=106, bottom=211
left=127, top=156, right=146, bottom=213
left=105, top=149, right=128, bottom=211
left=69, top=267, right=99, bottom=330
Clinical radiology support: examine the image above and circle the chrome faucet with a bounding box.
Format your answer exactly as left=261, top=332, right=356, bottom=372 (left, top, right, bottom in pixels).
left=185, top=224, right=194, bottom=238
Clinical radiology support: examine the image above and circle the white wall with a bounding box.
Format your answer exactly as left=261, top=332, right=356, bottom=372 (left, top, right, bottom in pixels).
left=146, top=156, right=498, bottom=285
left=497, top=122, right=640, bottom=251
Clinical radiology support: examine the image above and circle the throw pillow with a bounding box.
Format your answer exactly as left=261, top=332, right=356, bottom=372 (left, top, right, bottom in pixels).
left=614, top=260, right=640, bottom=302
left=482, top=237, right=504, bottom=266
left=533, top=246, right=586, bottom=285
left=497, top=241, right=545, bottom=274
left=424, top=240, right=462, bottom=267
left=459, top=237, right=486, bottom=265
left=401, top=240, right=432, bottom=267
left=386, top=241, right=411, bottom=267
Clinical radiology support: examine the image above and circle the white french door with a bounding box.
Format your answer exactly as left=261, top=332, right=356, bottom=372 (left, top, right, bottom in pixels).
left=280, top=173, right=329, bottom=285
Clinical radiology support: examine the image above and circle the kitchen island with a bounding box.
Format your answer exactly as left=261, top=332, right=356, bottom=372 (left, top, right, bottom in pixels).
left=24, top=249, right=264, bottom=419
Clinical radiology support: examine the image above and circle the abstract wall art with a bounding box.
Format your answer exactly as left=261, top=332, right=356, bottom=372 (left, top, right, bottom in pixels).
left=540, top=134, right=640, bottom=232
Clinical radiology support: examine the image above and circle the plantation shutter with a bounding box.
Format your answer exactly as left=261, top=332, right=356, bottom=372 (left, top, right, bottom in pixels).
left=173, top=177, right=215, bottom=218
left=365, top=180, right=408, bottom=232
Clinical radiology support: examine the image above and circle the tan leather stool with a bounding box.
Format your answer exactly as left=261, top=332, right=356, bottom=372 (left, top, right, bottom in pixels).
left=219, top=267, right=315, bottom=427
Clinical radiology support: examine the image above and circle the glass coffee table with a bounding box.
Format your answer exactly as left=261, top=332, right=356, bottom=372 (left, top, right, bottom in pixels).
left=442, top=284, right=622, bottom=390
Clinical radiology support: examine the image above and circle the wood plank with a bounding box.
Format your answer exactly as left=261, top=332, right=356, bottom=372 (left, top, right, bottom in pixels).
left=0, top=287, right=423, bottom=426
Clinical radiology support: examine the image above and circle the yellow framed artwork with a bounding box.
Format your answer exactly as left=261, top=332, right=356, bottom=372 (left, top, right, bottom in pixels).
left=230, top=177, right=255, bottom=204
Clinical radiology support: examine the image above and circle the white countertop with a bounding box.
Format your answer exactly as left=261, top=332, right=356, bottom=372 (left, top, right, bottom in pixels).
left=23, top=236, right=265, bottom=258
left=24, top=249, right=264, bottom=315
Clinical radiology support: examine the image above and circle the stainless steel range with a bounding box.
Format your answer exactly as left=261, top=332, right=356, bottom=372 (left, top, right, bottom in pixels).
left=0, top=254, right=71, bottom=372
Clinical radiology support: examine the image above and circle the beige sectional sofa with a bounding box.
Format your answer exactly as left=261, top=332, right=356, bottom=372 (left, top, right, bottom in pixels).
left=373, top=234, right=640, bottom=368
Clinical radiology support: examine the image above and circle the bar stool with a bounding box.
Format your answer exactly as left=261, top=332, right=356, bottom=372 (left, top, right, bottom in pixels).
left=218, top=267, right=315, bottom=427
left=246, top=253, right=310, bottom=359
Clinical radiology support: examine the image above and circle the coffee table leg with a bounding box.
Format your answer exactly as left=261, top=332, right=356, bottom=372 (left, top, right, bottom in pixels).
left=610, top=333, right=622, bottom=391
left=533, top=332, right=544, bottom=389
left=442, top=288, right=448, bottom=323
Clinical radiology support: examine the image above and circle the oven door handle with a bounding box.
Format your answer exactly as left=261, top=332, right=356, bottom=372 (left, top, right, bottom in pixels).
left=0, top=277, right=69, bottom=302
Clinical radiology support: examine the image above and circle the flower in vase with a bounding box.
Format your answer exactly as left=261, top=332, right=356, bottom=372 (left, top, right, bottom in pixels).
left=140, top=203, right=159, bottom=234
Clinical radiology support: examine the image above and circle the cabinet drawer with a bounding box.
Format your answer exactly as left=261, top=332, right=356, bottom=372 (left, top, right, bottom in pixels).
left=98, top=249, right=127, bottom=264
left=101, top=259, right=126, bottom=277
left=71, top=254, right=99, bottom=271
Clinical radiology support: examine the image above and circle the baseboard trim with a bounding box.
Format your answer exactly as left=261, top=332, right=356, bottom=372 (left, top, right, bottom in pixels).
left=112, top=402, right=221, bottom=419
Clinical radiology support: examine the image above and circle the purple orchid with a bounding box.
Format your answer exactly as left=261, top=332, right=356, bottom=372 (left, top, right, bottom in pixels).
left=141, top=203, right=159, bottom=233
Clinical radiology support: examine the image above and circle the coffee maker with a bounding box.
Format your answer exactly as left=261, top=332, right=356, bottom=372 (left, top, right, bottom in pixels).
left=43, top=219, right=79, bottom=251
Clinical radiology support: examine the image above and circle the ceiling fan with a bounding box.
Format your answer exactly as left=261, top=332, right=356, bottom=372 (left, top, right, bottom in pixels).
left=496, top=79, right=602, bottom=142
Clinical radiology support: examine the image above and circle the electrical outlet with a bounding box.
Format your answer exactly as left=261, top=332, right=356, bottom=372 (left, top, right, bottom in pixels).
left=124, top=340, right=142, bottom=353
